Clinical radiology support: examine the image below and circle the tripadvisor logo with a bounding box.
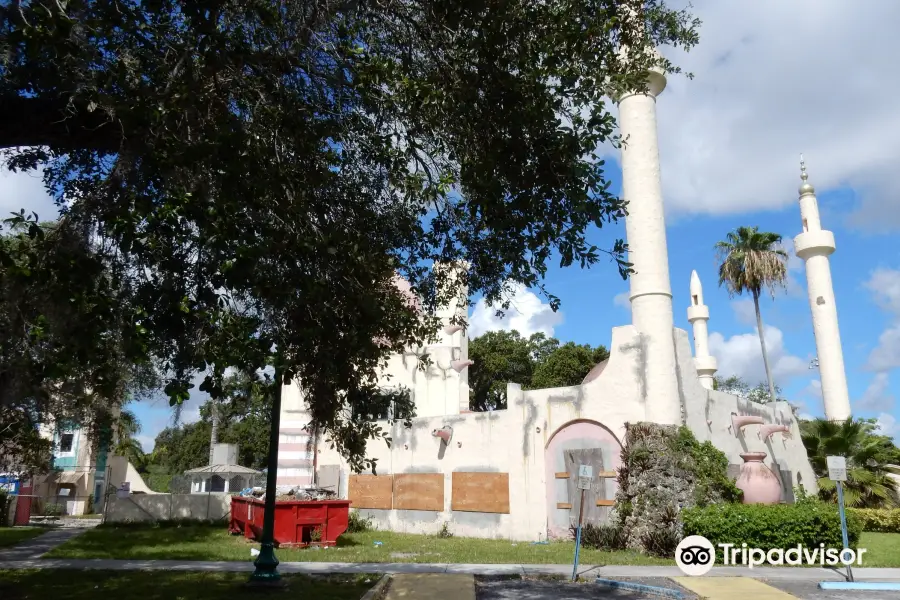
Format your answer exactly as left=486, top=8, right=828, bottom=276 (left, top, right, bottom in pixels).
left=675, top=535, right=867, bottom=576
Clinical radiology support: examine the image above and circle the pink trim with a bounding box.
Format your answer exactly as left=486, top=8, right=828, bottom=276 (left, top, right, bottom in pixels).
left=544, top=418, right=623, bottom=449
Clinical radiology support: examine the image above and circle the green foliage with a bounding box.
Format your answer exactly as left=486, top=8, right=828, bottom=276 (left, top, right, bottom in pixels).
left=682, top=502, right=863, bottom=559
left=0, top=222, right=159, bottom=475
left=640, top=505, right=680, bottom=558
left=847, top=509, right=900, bottom=533
left=0, top=1, right=700, bottom=471
left=437, top=522, right=453, bottom=539
left=712, top=375, right=786, bottom=403
left=669, top=426, right=742, bottom=506
left=800, top=417, right=900, bottom=508
left=571, top=522, right=628, bottom=551
left=468, top=330, right=608, bottom=411
left=346, top=511, right=375, bottom=534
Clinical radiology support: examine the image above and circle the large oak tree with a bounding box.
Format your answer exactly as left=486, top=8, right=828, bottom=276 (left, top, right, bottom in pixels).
left=0, top=0, right=699, bottom=472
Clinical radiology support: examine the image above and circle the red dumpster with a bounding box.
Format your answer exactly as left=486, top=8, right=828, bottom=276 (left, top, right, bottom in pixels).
left=229, top=496, right=351, bottom=548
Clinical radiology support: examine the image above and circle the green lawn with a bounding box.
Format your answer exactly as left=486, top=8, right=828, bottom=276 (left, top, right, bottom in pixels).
left=859, top=532, right=900, bottom=568
left=0, top=528, right=45, bottom=548
left=45, top=524, right=667, bottom=565
left=0, top=570, right=375, bottom=600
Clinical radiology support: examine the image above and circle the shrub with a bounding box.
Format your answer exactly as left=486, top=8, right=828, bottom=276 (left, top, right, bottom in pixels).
left=437, top=522, right=453, bottom=538
left=640, top=505, right=680, bottom=558
left=346, top=510, right=374, bottom=533
left=847, top=508, right=900, bottom=533
left=682, top=502, right=862, bottom=561
left=571, top=522, right=628, bottom=551
left=669, top=426, right=742, bottom=506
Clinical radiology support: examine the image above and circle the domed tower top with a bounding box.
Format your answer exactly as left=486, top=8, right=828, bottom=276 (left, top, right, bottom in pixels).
left=799, top=154, right=815, bottom=196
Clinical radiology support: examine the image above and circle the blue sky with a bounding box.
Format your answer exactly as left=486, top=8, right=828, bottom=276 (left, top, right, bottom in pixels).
left=3, top=1, right=899, bottom=448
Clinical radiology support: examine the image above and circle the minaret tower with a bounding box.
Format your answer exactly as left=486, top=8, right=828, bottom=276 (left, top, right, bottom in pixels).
left=618, top=53, right=681, bottom=425
left=793, top=156, right=851, bottom=421
left=687, top=271, right=717, bottom=389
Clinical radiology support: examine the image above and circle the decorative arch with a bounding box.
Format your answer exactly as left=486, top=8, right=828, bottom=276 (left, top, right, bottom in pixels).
left=544, top=418, right=623, bottom=450
left=544, top=419, right=624, bottom=539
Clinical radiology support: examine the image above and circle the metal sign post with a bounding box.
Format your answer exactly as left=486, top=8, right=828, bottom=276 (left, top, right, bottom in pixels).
left=572, top=465, right=593, bottom=582
left=827, top=455, right=854, bottom=583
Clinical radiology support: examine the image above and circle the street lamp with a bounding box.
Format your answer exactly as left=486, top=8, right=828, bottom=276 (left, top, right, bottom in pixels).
left=809, top=357, right=819, bottom=370
left=249, top=367, right=284, bottom=584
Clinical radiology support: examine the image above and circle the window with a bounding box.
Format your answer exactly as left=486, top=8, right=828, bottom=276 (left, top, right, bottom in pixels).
left=59, top=433, right=74, bottom=453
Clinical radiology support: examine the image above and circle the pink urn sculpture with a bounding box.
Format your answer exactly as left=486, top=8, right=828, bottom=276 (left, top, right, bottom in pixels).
left=735, top=452, right=782, bottom=505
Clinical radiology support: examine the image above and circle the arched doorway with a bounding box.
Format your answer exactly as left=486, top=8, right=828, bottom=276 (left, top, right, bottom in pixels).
left=544, top=419, right=623, bottom=539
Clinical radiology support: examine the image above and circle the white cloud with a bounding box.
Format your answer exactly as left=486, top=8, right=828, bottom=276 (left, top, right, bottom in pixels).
left=857, top=372, right=895, bottom=412
left=875, top=413, right=898, bottom=439
left=800, top=378, right=822, bottom=400
left=864, top=268, right=900, bottom=318
left=0, top=168, right=58, bottom=223
left=863, top=268, right=900, bottom=373
left=468, top=282, right=563, bottom=338
left=613, top=291, right=631, bottom=311
left=865, top=326, right=900, bottom=373
left=612, top=1, right=900, bottom=230
left=708, top=324, right=808, bottom=386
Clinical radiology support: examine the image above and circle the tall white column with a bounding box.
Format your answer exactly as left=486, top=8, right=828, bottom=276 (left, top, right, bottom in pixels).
left=618, top=60, right=681, bottom=425
left=687, top=270, right=717, bottom=390
left=793, top=157, right=851, bottom=421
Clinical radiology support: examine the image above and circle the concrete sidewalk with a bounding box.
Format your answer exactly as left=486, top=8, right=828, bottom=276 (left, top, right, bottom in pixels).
left=0, top=558, right=897, bottom=581
left=0, top=529, right=90, bottom=561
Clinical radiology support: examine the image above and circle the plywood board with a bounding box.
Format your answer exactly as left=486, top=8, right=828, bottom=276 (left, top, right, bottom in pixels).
left=596, top=499, right=615, bottom=506
left=555, top=472, right=570, bottom=479
left=348, top=474, right=393, bottom=510
left=557, top=502, right=572, bottom=509
left=565, top=448, right=609, bottom=525
left=596, top=471, right=617, bottom=478
left=451, top=472, right=510, bottom=514
left=393, top=473, right=445, bottom=511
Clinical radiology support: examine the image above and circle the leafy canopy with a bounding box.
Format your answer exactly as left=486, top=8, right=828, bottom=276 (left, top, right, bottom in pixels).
left=0, top=0, right=699, bottom=472
left=468, top=330, right=608, bottom=411
left=800, top=417, right=900, bottom=509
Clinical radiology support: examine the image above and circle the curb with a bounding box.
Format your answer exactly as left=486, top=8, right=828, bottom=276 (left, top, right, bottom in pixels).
left=360, top=574, right=392, bottom=600
left=595, top=577, right=685, bottom=599
left=818, top=581, right=900, bottom=591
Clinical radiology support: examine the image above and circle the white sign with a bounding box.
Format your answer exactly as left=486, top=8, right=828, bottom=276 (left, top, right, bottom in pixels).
left=827, top=456, right=847, bottom=482
left=577, top=464, right=593, bottom=490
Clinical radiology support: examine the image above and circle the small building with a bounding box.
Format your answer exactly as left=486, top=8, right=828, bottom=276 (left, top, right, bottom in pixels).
left=184, top=444, right=261, bottom=493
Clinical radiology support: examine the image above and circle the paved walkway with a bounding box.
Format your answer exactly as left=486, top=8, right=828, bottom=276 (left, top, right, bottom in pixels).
left=0, top=528, right=90, bottom=561
left=0, top=558, right=897, bottom=581
left=385, top=574, right=475, bottom=600
left=675, top=576, right=798, bottom=599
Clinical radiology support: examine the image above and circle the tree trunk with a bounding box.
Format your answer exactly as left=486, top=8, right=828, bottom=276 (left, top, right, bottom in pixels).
left=754, top=290, right=778, bottom=403
left=209, top=399, right=218, bottom=466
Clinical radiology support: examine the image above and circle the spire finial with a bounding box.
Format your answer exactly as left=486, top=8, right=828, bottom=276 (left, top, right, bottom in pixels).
left=798, top=153, right=814, bottom=195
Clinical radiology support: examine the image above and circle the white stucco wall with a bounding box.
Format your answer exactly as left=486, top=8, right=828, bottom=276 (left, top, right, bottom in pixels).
left=307, top=324, right=818, bottom=541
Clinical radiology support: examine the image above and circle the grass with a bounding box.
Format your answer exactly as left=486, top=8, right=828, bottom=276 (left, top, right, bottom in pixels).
left=42, top=523, right=900, bottom=568
left=859, top=532, right=900, bottom=567
left=0, top=528, right=45, bottom=548
left=45, top=523, right=668, bottom=565
left=0, top=570, right=375, bottom=600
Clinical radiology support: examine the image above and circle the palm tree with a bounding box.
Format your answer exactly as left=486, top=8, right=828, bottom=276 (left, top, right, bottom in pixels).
left=113, top=408, right=146, bottom=469
left=801, top=417, right=900, bottom=508
left=715, top=226, right=788, bottom=403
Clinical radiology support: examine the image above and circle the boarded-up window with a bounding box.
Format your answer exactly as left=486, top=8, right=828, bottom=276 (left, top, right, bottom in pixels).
left=451, top=472, right=510, bottom=514
left=348, top=474, right=393, bottom=509
left=393, top=473, right=444, bottom=511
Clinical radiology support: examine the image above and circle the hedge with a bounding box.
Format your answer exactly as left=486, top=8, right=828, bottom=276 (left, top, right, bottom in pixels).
left=847, top=508, right=900, bottom=533
left=682, top=502, right=862, bottom=559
